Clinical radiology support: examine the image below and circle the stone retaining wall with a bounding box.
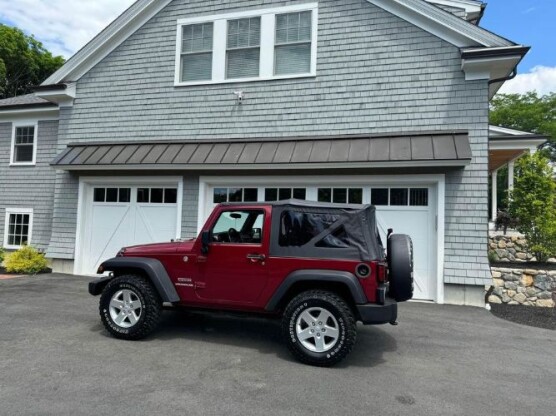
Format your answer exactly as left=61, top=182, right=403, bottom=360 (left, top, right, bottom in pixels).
left=489, top=267, right=556, bottom=308
left=489, top=234, right=534, bottom=262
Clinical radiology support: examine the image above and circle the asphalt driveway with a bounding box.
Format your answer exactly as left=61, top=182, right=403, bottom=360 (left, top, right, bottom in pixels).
left=0, top=274, right=554, bottom=416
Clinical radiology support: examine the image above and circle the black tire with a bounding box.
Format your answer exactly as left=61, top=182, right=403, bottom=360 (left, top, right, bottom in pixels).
left=99, top=274, right=162, bottom=340
left=388, top=234, right=414, bottom=302
left=282, top=290, right=357, bottom=367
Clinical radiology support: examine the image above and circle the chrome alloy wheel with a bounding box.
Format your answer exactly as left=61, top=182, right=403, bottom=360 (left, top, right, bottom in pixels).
left=109, top=289, right=143, bottom=328
left=296, top=307, right=340, bottom=353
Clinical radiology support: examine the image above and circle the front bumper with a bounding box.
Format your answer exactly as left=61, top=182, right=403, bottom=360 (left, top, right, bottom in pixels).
left=356, top=298, right=397, bottom=325
left=88, top=275, right=112, bottom=296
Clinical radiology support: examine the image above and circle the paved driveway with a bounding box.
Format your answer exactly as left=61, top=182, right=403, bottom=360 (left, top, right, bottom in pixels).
left=0, top=274, right=554, bottom=416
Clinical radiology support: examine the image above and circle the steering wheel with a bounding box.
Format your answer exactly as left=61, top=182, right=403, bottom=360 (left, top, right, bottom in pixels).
left=228, top=228, right=242, bottom=243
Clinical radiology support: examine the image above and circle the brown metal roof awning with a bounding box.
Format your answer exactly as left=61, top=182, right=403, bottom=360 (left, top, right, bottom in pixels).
left=51, top=133, right=472, bottom=171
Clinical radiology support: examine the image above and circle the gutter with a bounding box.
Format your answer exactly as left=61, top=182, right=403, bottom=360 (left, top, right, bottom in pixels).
left=461, top=45, right=530, bottom=59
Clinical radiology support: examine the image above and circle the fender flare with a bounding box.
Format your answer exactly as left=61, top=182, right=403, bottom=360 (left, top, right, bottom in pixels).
left=264, top=269, right=367, bottom=312
left=90, top=257, right=180, bottom=303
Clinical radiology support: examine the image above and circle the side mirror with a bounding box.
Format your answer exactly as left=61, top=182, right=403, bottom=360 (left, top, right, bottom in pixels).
left=201, top=231, right=210, bottom=255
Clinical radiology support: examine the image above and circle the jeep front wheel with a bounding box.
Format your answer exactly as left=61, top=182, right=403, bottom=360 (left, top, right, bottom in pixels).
left=282, top=290, right=357, bottom=367
left=99, top=275, right=162, bottom=340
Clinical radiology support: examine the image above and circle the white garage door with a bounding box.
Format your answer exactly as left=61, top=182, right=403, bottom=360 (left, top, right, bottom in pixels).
left=78, top=185, right=180, bottom=275
left=202, top=182, right=437, bottom=301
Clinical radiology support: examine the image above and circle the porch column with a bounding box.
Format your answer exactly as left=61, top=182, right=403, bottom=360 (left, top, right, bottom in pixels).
left=491, top=169, right=498, bottom=221
left=508, top=160, right=515, bottom=191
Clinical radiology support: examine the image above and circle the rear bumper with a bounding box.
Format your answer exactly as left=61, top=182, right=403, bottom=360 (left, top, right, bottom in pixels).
left=356, top=298, right=398, bottom=325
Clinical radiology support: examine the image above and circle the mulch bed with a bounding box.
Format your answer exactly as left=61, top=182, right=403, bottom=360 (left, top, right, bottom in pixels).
left=490, top=303, right=555, bottom=330
left=0, top=267, right=52, bottom=280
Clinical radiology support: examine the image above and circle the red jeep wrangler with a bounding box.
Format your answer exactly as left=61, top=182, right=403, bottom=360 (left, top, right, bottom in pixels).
left=89, top=200, right=413, bottom=366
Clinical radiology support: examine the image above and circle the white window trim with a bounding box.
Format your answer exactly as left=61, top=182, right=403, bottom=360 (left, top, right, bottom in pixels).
left=10, top=120, right=38, bottom=166
left=174, top=3, right=318, bottom=86
left=3, top=208, right=34, bottom=250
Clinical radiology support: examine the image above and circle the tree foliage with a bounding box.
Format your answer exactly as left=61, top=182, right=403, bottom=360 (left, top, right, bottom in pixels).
left=508, top=152, right=556, bottom=262
left=0, top=24, right=65, bottom=99
left=490, top=92, right=556, bottom=159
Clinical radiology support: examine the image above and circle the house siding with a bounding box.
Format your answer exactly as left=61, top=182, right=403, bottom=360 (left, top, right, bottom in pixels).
left=48, top=0, right=491, bottom=284
left=435, top=4, right=467, bottom=19
left=0, top=120, right=58, bottom=251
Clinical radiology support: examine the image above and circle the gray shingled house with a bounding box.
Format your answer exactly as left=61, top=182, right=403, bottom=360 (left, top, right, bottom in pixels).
left=0, top=0, right=542, bottom=305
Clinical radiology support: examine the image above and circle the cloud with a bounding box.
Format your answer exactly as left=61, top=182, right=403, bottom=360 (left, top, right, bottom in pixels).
left=0, top=0, right=136, bottom=58
left=499, top=66, right=556, bottom=96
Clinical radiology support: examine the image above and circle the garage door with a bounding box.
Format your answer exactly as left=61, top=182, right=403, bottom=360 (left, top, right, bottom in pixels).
left=78, top=185, right=179, bottom=275
left=203, top=183, right=437, bottom=301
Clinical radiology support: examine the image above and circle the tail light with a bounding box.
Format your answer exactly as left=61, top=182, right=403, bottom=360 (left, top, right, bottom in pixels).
left=377, top=262, right=387, bottom=283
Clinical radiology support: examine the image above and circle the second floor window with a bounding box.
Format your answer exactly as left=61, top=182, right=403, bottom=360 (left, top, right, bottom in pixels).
left=226, top=17, right=261, bottom=79
left=12, top=125, right=36, bottom=165
left=181, top=23, right=214, bottom=82
left=175, top=4, right=318, bottom=86
left=275, top=11, right=312, bottom=76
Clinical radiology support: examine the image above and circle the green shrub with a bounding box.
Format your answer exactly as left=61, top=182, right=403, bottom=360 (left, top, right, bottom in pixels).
left=4, top=246, right=49, bottom=274
left=508, top=153, right=556, bottom=262
left=0, top=246, right=5, bottom=264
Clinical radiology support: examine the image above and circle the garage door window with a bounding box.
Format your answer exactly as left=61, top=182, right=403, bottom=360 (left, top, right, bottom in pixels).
left=213, top=188, right=258, bottom=203
left=94, top=188, right=131, bottom=203
left=371, top=188, right=429, bottom=207
left=318, top=188, right=363, bottom=204
left=137, top=188, right=178, bottom=204
left=265, top=188, right=306, bottom=201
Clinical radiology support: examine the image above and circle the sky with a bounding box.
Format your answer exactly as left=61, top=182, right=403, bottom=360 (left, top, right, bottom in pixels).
left=0, top=0, right=554, bottom=95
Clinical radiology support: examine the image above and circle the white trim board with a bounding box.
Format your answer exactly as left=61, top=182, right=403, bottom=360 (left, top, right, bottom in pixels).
left=3, top=207, right=34, bottom=250
left=73, top=176, right=184, bottom=276
left=198, top=174, right=446, bottom=303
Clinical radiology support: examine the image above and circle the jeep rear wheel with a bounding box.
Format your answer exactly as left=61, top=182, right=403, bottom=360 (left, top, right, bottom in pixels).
left=388, top=234, right=414, bottom=302
left=99, top=275, right=162, bottom=340
left=282, top=291, right=357, bottom=367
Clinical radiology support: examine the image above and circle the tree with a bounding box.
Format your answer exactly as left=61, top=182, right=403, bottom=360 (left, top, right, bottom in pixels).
left=490, top=92, right=556, bottom=160
left=0, top=24, right=65, bottom=99
left=508, top=152, right=556, bottom=262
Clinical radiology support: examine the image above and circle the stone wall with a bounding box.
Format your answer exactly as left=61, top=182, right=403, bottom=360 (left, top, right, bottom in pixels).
left=489, top=233, right=535, bottom=262
left=489, top=267, right=556, bottom=308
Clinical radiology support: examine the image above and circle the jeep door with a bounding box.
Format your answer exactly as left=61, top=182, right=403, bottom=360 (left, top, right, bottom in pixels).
left=195, top=208, right=270, bottom=304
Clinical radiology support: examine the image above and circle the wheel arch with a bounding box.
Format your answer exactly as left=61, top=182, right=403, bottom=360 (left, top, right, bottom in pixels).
left=95, top=257, right=180, bottom=303
left=265, top=270, right=367, bottom=313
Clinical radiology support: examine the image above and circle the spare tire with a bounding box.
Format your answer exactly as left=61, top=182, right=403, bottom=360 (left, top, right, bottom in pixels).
left=387, top=234, right=414, bottom=302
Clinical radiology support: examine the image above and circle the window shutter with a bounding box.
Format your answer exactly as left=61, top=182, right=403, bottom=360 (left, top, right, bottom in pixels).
left=274, top=11, right=312, bottom=76
left=181, top=23, right=213, bottom=82
left=226, top=17, right=261, bottom=79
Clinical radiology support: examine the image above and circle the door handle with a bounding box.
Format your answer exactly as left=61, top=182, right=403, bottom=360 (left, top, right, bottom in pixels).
left=247, top=253, right=266, bottom=263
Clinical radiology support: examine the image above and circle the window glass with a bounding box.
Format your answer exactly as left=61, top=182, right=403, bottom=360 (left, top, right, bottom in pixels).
left=293, top=188, right=306, bottom=200
left=7, top=213, right=30, bottom=246
left=119, top=188, right=131, bottom=203
left=371, top=188, right=389, bottom=206
left=151, top=188, right=164, bottom=203
left=106, top=188, right=118, bottom=203
left=94, top=188, right=106, bottom=203
left=390, top=188, right=409, bottom=206
left=181, top=23, right=213, bottom=82
left=226, top=17, right=261, bottom=79
left=279, top=188, right=292, bottom=200
left=137, top=188, right=150, bottom=203
left=279, top=211, right=340, bottom=247
left=265, top=188, right=278, bottom=202
left=164, top=188, right=178, bottom=204
left=14, top=126, right=35, bottom=163
left=243, top=188, right=258, bottom=202
left=211, top=210, right=265, bottom=243
left=333, top=188, right=347, bottom=204
left=228, top=188, right=243, bottom=202
left=410, top=188, right=429, bottom=206
left=275, top=11, right=312, bottom=75
left=213, top=188, right=228, bottom=203
left=348, top=188, right=363, bottom=204
left=318, top=188, right=332, bottom=203
left=265, top=188, right=306, bottom=201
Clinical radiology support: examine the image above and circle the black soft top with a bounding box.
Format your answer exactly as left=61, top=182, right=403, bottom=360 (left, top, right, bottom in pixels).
left=223, top=200, right=384, bottom=262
